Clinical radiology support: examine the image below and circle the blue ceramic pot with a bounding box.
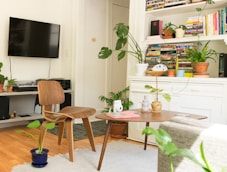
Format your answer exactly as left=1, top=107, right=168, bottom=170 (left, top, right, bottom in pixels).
left=30, top=148, right=49, bottom=168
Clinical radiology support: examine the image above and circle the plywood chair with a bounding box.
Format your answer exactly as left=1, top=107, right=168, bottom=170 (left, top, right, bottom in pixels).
left=37, top=80, right=96, bottom=162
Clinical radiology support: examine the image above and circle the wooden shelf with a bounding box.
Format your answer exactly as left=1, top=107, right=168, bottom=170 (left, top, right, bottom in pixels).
left=0, top=89, right=72, bottom=96
left=145, top=0, right=227, bottom=17
left=0, top=114, right=43, bottom=124
left=144, top=35, right=227, bottom=45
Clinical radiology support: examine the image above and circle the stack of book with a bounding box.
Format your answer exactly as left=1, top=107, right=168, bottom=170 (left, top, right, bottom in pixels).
left=146, top=0, right=164, bottom=11
left=185, top=16, right=205, bottom=37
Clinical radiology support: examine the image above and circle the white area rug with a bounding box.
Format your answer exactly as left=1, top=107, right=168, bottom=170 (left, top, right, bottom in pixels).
left=12, top=140, right=158, bottom=172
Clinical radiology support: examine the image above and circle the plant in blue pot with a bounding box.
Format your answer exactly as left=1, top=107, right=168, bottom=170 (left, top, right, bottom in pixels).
left=16, top=120, right=55, bottom=168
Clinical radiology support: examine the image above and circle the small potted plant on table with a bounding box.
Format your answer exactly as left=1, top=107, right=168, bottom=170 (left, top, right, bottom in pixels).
left=144, top=76, right=171, bottom=113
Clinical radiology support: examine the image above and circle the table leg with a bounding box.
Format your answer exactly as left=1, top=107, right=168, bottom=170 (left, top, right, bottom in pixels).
left=97, top=120, right=112, bottom=171
left=144, top=122, right=149, bottom=150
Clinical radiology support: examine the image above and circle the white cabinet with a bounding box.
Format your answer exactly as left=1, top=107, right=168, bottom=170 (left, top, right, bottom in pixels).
left=127, top=76, right=227, bottom=144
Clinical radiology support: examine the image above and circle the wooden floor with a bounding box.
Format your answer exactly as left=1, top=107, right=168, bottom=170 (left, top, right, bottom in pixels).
left=0, top=125, right=153, bottom=172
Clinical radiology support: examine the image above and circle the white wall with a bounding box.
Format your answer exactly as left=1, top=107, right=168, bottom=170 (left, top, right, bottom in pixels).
left=73, top=0, right=108, bottom=110
left=0, top=0, right=129, bottom=116
left=0, top=0, right=74, bottom=81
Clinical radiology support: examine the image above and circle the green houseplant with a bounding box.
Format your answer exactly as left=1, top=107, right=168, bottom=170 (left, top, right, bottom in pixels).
left=6, top=78, right=16, bottom=92
left=186, top=41, right=217, bottom=74
left=98, top=23, right=148, bottom=76
left=144, top=76, right=171, bottom=113
left=163, top=22, right=186, bottom=39
left=142, top=126, right=218, bottom=172
left=98, top=23, right=143, bottom=64
left=185, top=0, right=217, bottom=74
left=99, top=86, right=133, bottom=138
left=16, top=120, right=55, bottom=167
left=99, top=86, right=133, bottom=113
left=0, top=62, right=7, bottom=92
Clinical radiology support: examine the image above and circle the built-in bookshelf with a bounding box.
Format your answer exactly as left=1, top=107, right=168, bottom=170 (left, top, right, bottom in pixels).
left=145, top=43, right=193, bottom=72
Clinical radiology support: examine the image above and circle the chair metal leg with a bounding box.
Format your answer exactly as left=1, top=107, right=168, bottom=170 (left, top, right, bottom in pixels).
left=65, top=118, right=74, bottom=162
left=58, top=121, right=65, bottom=145
left=82, top=118, right=96, bottom=152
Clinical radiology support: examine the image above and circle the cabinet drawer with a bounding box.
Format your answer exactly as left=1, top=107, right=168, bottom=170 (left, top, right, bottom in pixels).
left=170, top=83, right=223, bottom=96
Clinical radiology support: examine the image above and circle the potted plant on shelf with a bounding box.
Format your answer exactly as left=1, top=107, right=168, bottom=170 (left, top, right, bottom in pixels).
left=6, top=78, right=16, bottom=92
left=186, top=41, right=217, bottom=75
left=99, top=86, right=133, bottom=138
left=0, top=62, right=7, bottom=92
left=167, top=57, right=176, bottom=77
left=144, top=76, right=171, bottom=113
left=16, top=120, right=55, bottom=168
left=98, top=22, right=148, bottom=76
left=163, top=22, right=187, bottom=39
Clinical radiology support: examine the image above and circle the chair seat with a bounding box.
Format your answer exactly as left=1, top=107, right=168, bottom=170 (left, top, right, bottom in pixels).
left=60, top=106, right=96, bottom=119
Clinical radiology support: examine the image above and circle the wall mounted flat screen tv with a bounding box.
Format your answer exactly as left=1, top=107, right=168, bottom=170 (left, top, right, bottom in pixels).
left=8, top=17, right=60, bottom=58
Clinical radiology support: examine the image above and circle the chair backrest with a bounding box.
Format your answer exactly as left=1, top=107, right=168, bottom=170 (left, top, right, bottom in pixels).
left=38, top=80, right=65, bottom=106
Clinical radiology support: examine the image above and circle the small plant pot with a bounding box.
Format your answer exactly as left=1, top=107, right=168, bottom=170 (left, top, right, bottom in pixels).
left=7, top=86, right=13, bottom=92
left=151, top=101, right=162, bottom=113
left=136, top=63, right=148, bottom=76
left=194, top=62, right=209, bottom=74
left=163, top=30, right=174, bottom=39
left=175, top=28, right=185, bottom=38
left=168, top=69, right=175, bottom=77
left=30, top=148, right=49, bottom=168
left=110, top=123, right=127, bottom=139
left=0, top=83, right=4, bottom=92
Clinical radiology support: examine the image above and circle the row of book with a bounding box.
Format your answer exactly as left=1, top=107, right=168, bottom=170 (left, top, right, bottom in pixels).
left=145, top=43, right=193, bottom=72
left=185, top=6, right=227, bottom=37
left=146, top=0, right=193, bottom=11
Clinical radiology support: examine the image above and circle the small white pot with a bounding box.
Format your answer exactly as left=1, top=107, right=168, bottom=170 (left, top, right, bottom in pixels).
left=136, top=63, right=148, bottom=76
left=175, top=28, right=185, bottom=38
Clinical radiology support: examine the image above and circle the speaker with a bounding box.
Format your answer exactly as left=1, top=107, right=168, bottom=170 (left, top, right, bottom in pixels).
left=219, top=53, right=227, bottom=77
left=0, top=97, right=10, bottom=120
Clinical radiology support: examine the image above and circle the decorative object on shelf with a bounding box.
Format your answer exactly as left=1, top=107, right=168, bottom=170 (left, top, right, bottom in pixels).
left=176, top=69, right=185, bottom=77
left=98, top=86, right=133, bottom=138
left=162, top=23, right=186, bottom=39
left=186, top=40, right=217, bottom=75
left=175, top=25, right=186, bottom=38
left=6, top=78, right=16, bottom=92
left=144, top=74, right=171, bottom=113
left=150, top=20, right=163, bottom=36
left=16, top=120, right=55, bottom=168
left=146, top=63, right=168, bottom=76
left=162, top=22, right=176, bottom=39
left=168, top=69, right=175, bottom=77
left=136, top=63, right=149, bottom=76
left=146, top=70, right=166, bottom=76
left=98, top=23, right=148, bottom=75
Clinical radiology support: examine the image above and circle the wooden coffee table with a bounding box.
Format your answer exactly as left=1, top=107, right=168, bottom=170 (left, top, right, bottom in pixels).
left=96, top=110, right=207, bottom=170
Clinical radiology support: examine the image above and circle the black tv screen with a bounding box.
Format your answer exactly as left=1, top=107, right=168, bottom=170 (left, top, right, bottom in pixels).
left=8, top=17, right=60, bottom=58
